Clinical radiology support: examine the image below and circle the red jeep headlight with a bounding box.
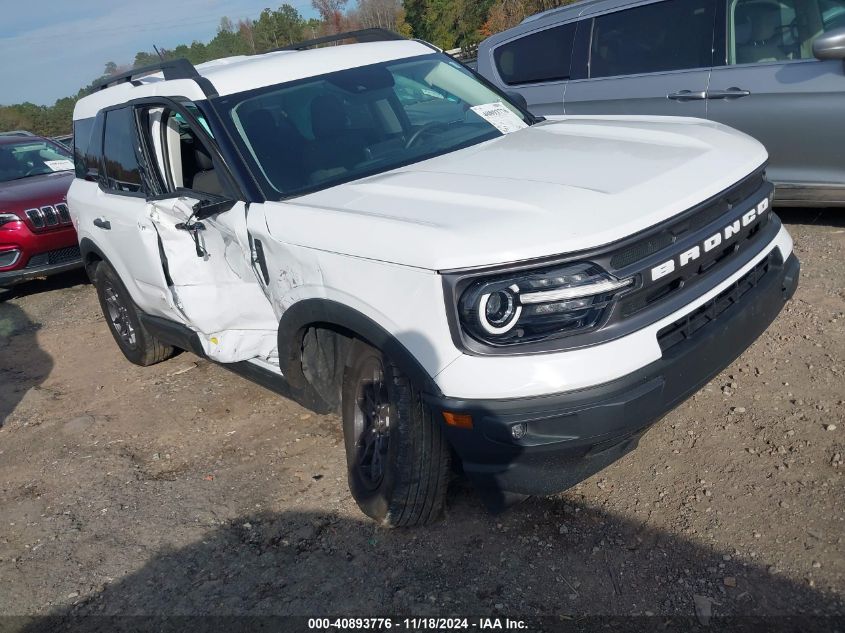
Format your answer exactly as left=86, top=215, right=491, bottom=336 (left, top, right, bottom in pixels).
left=0, top=213, right=22, bottom=228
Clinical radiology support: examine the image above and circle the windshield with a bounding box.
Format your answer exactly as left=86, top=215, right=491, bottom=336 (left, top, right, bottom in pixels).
left=0, top=140, right=74, bottom=183
left=218, top=53, right=530, bottom=198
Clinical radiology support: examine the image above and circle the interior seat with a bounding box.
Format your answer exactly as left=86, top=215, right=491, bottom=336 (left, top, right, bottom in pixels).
left=736, top=1, right=786, bottom=63
left=191, top=148, right=225, bottom=197
left=306, top=95, right=369, bottom=183
left=243, top=109, right=308, bottom=192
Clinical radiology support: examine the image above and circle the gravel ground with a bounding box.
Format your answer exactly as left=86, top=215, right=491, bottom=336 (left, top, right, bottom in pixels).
left=0, top=208, right=842, bottom=627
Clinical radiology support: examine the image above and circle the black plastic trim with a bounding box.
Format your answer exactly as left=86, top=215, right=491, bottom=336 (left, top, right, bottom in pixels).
left=138, top=314, right=294, bottom=400
left=0, top=259, right=83, bottom=287
left=78, top=237, right=109, bottom=279
left=92, top=58, right=218, bottom=98
left=138, top=313, right=206, bottom=357
left=199, top=101, right=266, bottom=203
left=277, top=298, right=443, bottom=399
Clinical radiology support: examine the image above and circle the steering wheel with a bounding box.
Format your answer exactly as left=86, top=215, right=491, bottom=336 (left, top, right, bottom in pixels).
left=404, top=121, right=450, bottom=149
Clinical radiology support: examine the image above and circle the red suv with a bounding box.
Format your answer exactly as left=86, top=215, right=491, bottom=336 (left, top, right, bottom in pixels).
left=0, top=134, right=81, bottom=287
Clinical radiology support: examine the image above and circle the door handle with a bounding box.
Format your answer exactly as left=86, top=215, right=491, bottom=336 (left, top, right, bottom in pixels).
left=706, top=88, right=751, bottom=99
left=667, top=90, right=707, bottom=101
left=93, top=218, right=111, bottom=230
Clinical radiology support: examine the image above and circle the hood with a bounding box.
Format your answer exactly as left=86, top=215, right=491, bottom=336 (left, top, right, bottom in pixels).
left=0, top=171, right=74, bottom=213
left=265, top=116, right=769, bottom=270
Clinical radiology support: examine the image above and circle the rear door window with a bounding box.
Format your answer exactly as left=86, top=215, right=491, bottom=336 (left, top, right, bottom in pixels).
left=73, top=118, right=95, bottom=179
left=589, top=0, right=716, bottom=78
left=494, top=23, right=578, bottom=85
left=102, top=107, right=144, bottom=195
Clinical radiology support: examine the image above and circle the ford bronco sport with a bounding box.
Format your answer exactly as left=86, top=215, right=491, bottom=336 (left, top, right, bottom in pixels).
left=68, top=29, right=799, bottom=526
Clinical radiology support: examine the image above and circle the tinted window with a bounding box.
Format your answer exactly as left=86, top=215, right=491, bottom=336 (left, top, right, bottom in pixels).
left=729, top=0, right=845, bottom=64
left=102, top=107, right=143, bottom=194
left=73, top=118, right=94, bottom=179
left=590, top=0, right=715, bottom=78
left=494, top=23, right=578, bottom=85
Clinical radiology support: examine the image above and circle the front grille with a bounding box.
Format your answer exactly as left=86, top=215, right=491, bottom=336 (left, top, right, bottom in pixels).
left=657, top=254, right=775, bottom=353
left=610, top=170, right=765, bottom=270
left=42, top=205, right=59, bottom=226
left=56, top=203, right=71, bottom=223
left=619, top=213, right=770, bottom=319
left=24, top=204, right=73, bottom=231
left=24, top=246, right=81, bottom=269
left=26, top=209, right=45, bottom=228
left=47, top=246, right=81, bottom=265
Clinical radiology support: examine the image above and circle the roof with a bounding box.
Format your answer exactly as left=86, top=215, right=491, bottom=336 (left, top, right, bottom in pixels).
left=478, top=0, right=643, bottom=51
left=522, top=0, right=641, bottom=23
left=74, top=40, right=433, bottom=120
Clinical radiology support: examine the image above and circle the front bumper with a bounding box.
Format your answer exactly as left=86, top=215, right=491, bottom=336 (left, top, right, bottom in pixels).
left=0, top=258, right=83, bottom=287
left=428, top=252, right=800, bottom=497
left=0, top=222, right=81, bottom=288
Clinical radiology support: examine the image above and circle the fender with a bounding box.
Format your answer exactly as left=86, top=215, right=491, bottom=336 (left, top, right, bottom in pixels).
left=277, top=299, right=444, bottom=402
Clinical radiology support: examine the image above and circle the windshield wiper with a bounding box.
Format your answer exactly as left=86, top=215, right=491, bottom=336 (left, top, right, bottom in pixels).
left=7, top=171, right=54, bottom=181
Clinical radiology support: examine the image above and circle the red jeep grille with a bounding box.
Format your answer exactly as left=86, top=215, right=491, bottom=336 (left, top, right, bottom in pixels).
left=25, top=204, right=72, bottom=231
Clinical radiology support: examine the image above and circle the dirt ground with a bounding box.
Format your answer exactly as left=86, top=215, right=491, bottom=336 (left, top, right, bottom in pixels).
left=0, top=208, right=843, bottom=626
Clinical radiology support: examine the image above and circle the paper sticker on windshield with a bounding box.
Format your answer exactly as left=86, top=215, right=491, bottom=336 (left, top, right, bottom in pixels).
left=470, top=102, right=528, bottom=135
left=45, top=159, right=74, bottom=172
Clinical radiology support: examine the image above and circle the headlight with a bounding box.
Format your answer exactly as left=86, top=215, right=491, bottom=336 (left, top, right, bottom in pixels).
left=458, top=262, right=634, bottom=346
left=0, top=213, right=22, bottom=228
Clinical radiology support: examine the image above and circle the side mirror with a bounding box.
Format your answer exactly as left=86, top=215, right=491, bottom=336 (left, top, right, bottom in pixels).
left=506, top=91, right=529, bottom=112
left=192, top=197, right=236, bottom=220
left=84, top=168, right=99, bottom=183
left=813, top=27, right=845, bottom=60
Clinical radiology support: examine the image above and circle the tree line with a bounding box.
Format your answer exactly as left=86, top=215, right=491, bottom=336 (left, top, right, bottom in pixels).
left=0, top=0, right=574, bottom=137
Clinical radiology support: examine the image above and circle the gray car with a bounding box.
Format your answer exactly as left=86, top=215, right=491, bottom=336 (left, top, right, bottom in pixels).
left=477, top=0, right=845, bottom=206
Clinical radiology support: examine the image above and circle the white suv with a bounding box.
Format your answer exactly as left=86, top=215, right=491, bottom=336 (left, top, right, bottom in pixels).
left=68, top=29, right=799, bottom=526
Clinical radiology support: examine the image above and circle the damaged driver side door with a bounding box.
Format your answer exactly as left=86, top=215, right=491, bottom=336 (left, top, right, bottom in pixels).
left=133, top=101, right=279, bottom=364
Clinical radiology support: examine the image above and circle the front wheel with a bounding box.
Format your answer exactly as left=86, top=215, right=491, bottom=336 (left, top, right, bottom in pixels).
left=341, top=342, right=451, bottom=527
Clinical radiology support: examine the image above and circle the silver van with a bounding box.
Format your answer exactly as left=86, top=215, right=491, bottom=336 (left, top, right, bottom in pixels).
left=477, top=0, right=845, bottom=206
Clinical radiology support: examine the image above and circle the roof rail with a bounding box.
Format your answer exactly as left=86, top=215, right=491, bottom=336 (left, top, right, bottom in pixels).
left=275, top=28, right=405, bottom=52
left=92, top=58, right=218, bottom=98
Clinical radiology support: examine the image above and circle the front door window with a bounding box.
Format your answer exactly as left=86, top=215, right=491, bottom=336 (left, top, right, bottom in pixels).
left=728, top=0, right=845, bottom=64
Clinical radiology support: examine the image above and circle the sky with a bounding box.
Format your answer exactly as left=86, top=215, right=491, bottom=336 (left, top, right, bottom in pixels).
left=0, top=0, right=319, bottom=106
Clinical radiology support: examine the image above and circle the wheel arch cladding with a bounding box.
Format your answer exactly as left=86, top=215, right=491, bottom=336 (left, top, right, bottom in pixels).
left=79, top=237, right=107, bottom=280
left=277, top=299, right=445, bottom=414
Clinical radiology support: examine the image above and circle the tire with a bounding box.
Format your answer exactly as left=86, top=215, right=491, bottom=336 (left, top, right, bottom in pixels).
left=94, top=261, right=174, bottom=367
left=342, top=342, right=451, bottom=527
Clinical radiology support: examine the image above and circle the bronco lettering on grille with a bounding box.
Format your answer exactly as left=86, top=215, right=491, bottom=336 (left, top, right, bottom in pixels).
left=650, top=198, right=770, bottom=282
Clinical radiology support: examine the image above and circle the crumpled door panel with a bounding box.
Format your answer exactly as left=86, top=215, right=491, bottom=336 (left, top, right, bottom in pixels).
left=147, top=197, right=278, bottom=364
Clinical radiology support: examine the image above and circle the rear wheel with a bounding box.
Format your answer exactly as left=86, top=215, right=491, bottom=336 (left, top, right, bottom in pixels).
left=94, top=262, right=174, bottom=366
left=342, top=342, right=451, bottom=527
